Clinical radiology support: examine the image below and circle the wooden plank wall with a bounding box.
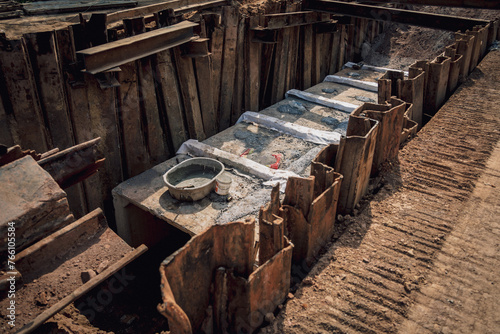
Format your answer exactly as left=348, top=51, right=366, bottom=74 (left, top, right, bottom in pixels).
left=0, top=2, right=384, bottom=222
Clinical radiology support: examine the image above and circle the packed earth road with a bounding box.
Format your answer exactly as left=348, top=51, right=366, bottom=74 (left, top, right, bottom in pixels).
left=260, top=50, right=500, bottom=334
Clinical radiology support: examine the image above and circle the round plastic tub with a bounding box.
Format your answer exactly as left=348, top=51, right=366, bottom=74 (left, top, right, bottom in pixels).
left=163, top=157, right=224, bottom=201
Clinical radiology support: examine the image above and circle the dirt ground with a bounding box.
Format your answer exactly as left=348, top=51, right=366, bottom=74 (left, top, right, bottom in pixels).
left=259, top=46, right=500, bottom=334
left=362, top=6, right=500, bottom=69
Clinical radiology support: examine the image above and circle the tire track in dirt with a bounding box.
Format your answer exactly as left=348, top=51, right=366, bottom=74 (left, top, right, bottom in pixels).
left=261, top=51, right=500, bottom=334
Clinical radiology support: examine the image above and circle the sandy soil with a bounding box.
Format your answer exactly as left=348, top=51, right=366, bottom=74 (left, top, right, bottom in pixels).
left=259, top=46, right=500, bottom=334
left=362, top=6, right=500, bottom=70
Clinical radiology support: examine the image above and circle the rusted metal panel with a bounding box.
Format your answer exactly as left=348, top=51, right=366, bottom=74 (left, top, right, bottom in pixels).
left=336, top=116, right=379, bottom=214
left=77, top=21, right=198, bottom=74
left=159, top=218, right=293, bottom=333
left=306, top=0, right=489, bottom=31
left=159, top=220, right=255, bottom=331
left=351, top=98, right=406, bottom=175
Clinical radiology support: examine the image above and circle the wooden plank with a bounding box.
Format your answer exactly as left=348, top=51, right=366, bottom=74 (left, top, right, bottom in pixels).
left=286, top=3, right=301, bottom=91
left=338, top=24, right=347, bottom=71
left=283, top=176, right=315, bottom=218
left=0, top=38, right=49, bottom=152
left=16, top=244, right=148, bottom=334
left=194, top=53, right=218, bottom=137
left=137, top=54, right=170, bottom=166
left=210, top=25, right=224, bottom=114
left=16, top=208, right=106, bottom=275
left=155, top=49, right=189, bottom=151
left=173, top=47, right=206, bottom=140
left=320, top=30, right=333, bottom=80
left=306, top=0, right=489, bottom=31
left=231, top=16, right=246, bottom=124
left=260, top=43, right=275, bottom=108
left=116, top=62, right=150, bottom=178
left=219, top=6, right=238, bottom=130
left=54, top=28, right=88, bottom=219
left=85, top=73, right=123, bottom=213
left=159, top=221, right=255, bottom=332
left=312, top=28, right=322, bottom=84
left=24, top=31, right=74, bottom=150
left=0, top=86, right=14, bottom=147
left=329, top=30, right=340, bottom=74
left=247, top=16, right=261, bottom=111
left=272, top=27, right=290, bottom=102
left=346, top=23, right=355, bottom=63
left=80, top=21, right=124, bottom=217
left=57, top=26, right=100, bottom=216
left=302, top=25, right=313, bottom=88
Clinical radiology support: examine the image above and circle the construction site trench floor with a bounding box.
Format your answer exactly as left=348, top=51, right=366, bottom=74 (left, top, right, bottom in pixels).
left=260, top=50, right=500, bottom=334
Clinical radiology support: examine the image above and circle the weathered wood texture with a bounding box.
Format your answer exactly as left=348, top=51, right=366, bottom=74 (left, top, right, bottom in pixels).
left=400, top=102, right=418, bottom=145
left=37, top=137, right=104, bottom=189
left=0, top=10, right=385, bottom=222
left=0, top=156, right=74, bottom=254
left=159, top=219, right=292, bottom=333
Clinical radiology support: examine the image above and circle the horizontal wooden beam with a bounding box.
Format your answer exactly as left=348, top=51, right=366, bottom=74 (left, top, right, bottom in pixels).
left=77, top=20, right=197, bottom=74
left=305, top=0, right=490, bottom=31
left=363, top=0, right=500, bottom=10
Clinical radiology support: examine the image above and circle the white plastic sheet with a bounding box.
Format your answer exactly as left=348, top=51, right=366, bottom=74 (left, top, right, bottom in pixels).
left=343, top=62, right=409, bottom=77
left=236, top=111, right=342, bottom=145
left=285, top=89, right=358, bottom=113
left=323, top=75, right=379, bottom=92
left=176, top=139, right=300, bottom=191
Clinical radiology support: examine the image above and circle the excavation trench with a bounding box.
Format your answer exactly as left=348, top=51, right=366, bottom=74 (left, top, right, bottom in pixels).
left=0, top=1, right=498, bottom=334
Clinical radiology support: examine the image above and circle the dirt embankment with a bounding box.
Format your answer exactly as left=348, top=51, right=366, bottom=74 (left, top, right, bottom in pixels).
left=362, top=6, right=500, bottom=70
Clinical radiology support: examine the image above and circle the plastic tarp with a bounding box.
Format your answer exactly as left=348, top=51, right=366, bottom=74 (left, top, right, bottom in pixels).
left=285, top=89, right=358, bottom=113
left=236, top=111, right=342, bottom=145
left=323, top=75, right=379, bottom=92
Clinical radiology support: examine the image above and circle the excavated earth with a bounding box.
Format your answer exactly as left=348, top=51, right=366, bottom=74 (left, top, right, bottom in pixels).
left=259, top=50, right=500, bottom=334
